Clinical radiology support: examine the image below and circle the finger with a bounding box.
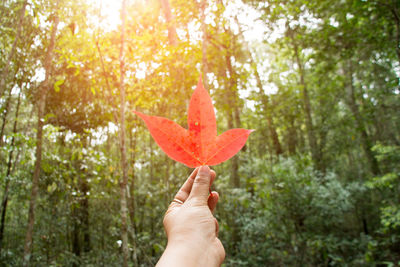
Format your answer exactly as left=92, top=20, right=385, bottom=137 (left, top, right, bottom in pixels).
left=208, top=170, right=216, bottom=195
left=214, top=218, right=219, bottom=237
left=208, top=191, right=219, bottom=213
left=210, top=170, right=216, bottom=186
left=188, top=165, right=212, bottom=204
left=173, top=167, right=199, bottom=204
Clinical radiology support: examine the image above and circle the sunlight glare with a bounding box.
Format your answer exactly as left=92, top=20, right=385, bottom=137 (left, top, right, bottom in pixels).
left=90, top=0, right=123, bottom=31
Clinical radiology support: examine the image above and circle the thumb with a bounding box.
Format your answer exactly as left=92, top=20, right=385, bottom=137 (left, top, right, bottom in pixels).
left=188, top=165, right=212, bottom=204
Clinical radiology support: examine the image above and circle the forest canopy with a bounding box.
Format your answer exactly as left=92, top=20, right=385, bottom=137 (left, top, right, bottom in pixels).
left=0, top=0, right=399, bottom=266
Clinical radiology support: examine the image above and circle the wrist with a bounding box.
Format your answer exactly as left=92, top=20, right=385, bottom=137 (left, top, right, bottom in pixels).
left=157, top=240, right=221, bottom=267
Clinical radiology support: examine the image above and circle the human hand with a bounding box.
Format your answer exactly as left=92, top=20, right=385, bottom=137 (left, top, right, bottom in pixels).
left=156, top=165, right=225, bottom=267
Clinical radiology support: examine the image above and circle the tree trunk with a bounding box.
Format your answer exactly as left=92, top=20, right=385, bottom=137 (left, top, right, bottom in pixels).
left=253, top=64, right=283, bottom=156
left=200, top=0, right=208, bottom=87
left=23, top=13, right=59, bottom=266
left=225, top=100, right=240, bottom=188
left=389, top=2, right=400, bottom=66
left=127, top=126, right=138, bottom=266
left=291, top=35, right=321, bottom=169
left=345, top=61, right=380, bottom=175
left=225, top=53, right=241, bottom=188
left=230, top=155, right=240, bottom=187
left=0, top=84, right=13, bottom=147
left=287, top=114, right=297, bottom=155
left=0, top=1, right=27, bottom=99
left=95, top=39, right=119, bottom=123
left=232, top=15, right=282, bottom=156
left=118, top=1, right=130, bottom=265
left=0, top=88, right=22, bottom=252
left=159, top=0, right=178, bottom=46
left=0, top=71, right=20, bottom=147
left=70, top=152, right=91, bottom=260
left=71, top=204, right=81, bottom=259
left=81, top=181, right=90, bottom=253
left=79, top=137, right=91, bottom=253
left=128, top=128, right=137, bottom=227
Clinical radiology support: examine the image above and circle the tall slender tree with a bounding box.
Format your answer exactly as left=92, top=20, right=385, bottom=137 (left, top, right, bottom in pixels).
left=286, top=25, right=321, bottom=169
left=345, top=61, right=380, bottom=175
left=118, top=0, right=130, bottom=265
left=159, top=0, right=178, bottom=46
left=0, top=74, right=18, bottom=146
left=233, top=14, right=283, bottom=156
left=201, top=0, right=208, bottom=87
left=23, top=7, right=59, bottom=265
left=0, top=87, right=22, bottom=252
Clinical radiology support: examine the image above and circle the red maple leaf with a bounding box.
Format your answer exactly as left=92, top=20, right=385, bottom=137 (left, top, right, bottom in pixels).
left=134, top=78, right=253, bottom=168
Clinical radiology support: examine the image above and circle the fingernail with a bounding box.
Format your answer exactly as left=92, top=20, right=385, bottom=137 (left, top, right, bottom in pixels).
left=199, top=165, right=210, bottom=175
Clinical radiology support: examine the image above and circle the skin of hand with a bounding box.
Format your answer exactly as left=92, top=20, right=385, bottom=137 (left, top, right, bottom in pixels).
left=156, top=165, right=225, bottom=267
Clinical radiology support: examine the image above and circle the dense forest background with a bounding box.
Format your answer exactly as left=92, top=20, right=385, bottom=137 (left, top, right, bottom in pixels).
left=0, top=0, right=399, bottom=266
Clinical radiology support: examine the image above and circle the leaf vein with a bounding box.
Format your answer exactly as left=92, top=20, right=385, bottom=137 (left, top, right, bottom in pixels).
left=204, top=131, right=249, bottom=165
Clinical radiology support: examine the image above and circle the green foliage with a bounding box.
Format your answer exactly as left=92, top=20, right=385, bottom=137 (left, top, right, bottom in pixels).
left=364, top=144, right=400, bottom=264
left=218, top=156, right=372, bottom=266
